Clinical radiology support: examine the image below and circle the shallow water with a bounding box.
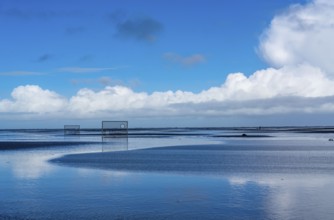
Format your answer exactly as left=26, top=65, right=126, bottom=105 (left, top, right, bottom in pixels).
left=1, top=128, right=334, bottom=219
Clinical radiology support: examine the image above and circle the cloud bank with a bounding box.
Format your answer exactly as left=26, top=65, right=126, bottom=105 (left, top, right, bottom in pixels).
left=1, top=63, right=334, bottom=120
left=1, top=0, right=334, bottom=126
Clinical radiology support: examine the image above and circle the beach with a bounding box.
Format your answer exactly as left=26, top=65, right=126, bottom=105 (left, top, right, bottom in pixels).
left=50, top=143, right=334, bottom=175
left=1, top=127, right=334, bottom=219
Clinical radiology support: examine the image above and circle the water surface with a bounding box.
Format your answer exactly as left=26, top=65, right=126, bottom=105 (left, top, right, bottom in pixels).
left=1, top=127, right=334, bottom=219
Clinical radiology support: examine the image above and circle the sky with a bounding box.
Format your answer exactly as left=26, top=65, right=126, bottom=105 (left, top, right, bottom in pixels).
left=2, top=0, right=334, bottom=128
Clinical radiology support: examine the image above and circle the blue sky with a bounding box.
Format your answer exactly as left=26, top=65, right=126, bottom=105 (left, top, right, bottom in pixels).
left=3, top=0, right=334, bottom=128
left=0, top=0, right=302, bottom=93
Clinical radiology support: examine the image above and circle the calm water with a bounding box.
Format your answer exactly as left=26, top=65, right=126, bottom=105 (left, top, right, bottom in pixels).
left=1, top=128, right=334, bottom=219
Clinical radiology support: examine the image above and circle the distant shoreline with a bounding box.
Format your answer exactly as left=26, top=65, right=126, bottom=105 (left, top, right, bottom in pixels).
left=1, top=126, right=334, bottom=131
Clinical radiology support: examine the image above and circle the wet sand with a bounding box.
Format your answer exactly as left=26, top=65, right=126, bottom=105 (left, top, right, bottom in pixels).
left=50, top=143, right=334, bottom=175
left=3, top=128, right=334, bottom=219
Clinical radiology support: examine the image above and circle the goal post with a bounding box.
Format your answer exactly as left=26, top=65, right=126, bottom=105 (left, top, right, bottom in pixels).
left=102, top=121, right=128, bottom=137
left=64, top=125, right=80, bottom=135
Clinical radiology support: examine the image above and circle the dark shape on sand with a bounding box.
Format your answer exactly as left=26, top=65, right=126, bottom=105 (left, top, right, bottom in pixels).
left=212, top=134, right=271, bottom=138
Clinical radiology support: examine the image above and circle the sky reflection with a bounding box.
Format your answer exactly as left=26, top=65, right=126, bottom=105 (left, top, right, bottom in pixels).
left=226, top=173, right=334, bottom=219
left=1, top=130, right=334, bottom=219
left=2, top=156, right=334, bottom=219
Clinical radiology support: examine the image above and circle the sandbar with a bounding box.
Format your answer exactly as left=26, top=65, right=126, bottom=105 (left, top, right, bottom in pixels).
left=50, top=143, right=334, bottom=175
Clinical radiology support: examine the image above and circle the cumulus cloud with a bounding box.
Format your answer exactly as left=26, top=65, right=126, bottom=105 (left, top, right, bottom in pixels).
left=164, top=53, right=206, bottom=67
left=0, top=85, right=67, bottom=114
left=1, top=0, right=334, bottom=124
left=259, top=0, right=334, bottom=74
left=213, top=64, right=334, bottom=100
left=2, top=64, right=334, bottom=120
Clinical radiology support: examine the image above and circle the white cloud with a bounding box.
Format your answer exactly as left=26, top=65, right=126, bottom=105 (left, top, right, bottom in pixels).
left=0, top=85, right=67, bottom=114
left=259, top=0, right=334, bottom=74
left=1, top=0, right=334, bottom=125
left=1, top=63, right=334, bottom=120
left=214, top=64, right=334, bottom=100
left=67, top=86, right=148, bottom=116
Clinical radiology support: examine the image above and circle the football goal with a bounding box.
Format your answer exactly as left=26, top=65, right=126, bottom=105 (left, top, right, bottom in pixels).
left=64, top=125, right=80, bottom=135
left=102, top=121, right=128, bottom=137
